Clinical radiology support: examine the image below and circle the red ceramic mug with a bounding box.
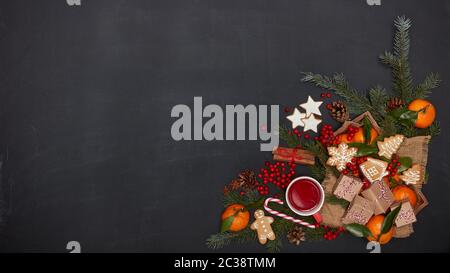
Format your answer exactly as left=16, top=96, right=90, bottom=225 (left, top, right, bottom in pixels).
left=285, top=176, right=325, bottom=223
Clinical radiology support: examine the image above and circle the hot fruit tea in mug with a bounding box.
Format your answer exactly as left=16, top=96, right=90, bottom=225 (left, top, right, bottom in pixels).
left=285, top=176, right=324, bottom=222
left=287, top=179, right=322, bottom=211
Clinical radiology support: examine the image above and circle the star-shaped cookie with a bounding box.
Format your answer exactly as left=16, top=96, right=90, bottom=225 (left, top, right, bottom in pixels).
left=299, top=96, right=323, bottom=117
left=301, top=114, right=322, bottom=133
left=286, top=108, right=306, bottom=129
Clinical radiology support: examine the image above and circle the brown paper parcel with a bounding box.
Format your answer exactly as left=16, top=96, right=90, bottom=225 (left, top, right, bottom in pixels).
left=333, top=175, right=363, bottom=202
left=342, top=195, right=375, bottom=225
left=361, top=180, right=394, bottom=215
left=319, top=170, right=347, bottom=228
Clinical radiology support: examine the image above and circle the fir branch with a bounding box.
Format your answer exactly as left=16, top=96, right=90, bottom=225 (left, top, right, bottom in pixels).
left=419, top=121, right=440, bottom=139
left=399, top=124, right=418, bottom=138
left=394, top=16, right=413, bottom=101
left=368, top=86, right=389, bottom=122
left=266, top=238, right=283, bottom=253
left=326, top=194, right=350, bottom=209
left=309, top=163, right=325, bottom=182
left=379, top=115, right=399, bottom=137
left=278, top=126, right=301, bottom=148
left=379, top=51, right=397, bottom=67
left=223, top=190, right=261, bottom=208
left=414, top=72, right=441, bottom=99
left=304, top=226, right=326, bottom=241
left=381, top=16, right=414, bottom=102
left=428, top=121, right=441, bottom=138
left=266, top=218, right=296, bottom=252
left=206, top=228, right=256, bottom=250
left=301, top=72, right=372, bottom=115
left=301, top=140, right=339, bottom=179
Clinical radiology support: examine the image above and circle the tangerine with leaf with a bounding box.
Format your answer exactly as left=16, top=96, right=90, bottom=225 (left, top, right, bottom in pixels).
left=408, top=99, right=436, bottom=129
left=221, top=204, right=250, bottom=232
left=366, top=215, right=394, bottom=245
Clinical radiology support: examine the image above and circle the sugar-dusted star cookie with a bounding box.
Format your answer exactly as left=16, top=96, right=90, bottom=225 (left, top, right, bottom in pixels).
left=299, top=96, right=323, bottom=117
left=301, top=114, right=322, bottom=133
left=286, top=108, right=306, bottom=129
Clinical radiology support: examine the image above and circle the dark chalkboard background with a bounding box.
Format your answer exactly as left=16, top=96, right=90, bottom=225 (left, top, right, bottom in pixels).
left=0, top=0, right=449, bottom=252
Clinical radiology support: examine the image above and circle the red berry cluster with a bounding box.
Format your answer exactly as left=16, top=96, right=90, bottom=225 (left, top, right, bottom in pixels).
left=342, top=156, right=368, bottom=176
left=257, top=161, right=297, bottom=195
left=287, top=129, right=310, bottom=140
left=344, top=125, right=359, bottom=142
left=320, top=92, right=332, bottom=99
left=315, top=124, right=339, bottom=147
left=323, top=226, right=345, bottom=240
left=387, top=154, right=401, bottom=177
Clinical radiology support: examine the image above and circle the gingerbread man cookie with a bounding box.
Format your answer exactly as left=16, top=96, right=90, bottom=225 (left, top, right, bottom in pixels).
left=250, top=209, right=276, bottom=245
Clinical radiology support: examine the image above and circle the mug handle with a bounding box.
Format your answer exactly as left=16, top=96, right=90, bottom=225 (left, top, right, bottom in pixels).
left=312, top=212, right=322, bottom=224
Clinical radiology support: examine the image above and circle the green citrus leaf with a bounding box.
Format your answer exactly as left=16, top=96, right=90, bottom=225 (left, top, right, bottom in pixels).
left=389, top=108, right=418, bottom=126
left=220, top=215, right=235, bottom=233
left=349, top=143, right=379, bottom=157
left=397, top=157, right=413, bottom=173
left=380, top=204, right=402, bottom=236
left=344, top=223, right=374, bottom=238
left=363, top=117, right=372, bottom=144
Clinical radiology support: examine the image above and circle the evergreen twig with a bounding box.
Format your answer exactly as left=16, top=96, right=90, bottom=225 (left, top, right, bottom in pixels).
left=380, top=16, right=414, bottom=102
left=415, top=73, right=441, bottom=99
left=278, top=126, right=301, bottom=148
left=325, top=194, right=350, bottom=209
left=206, top=228, right=256, bottom=250
left=368, top=86, right=388, bottom=121
left=223, top=190, right=261, bottom=208
left=301, top=72, right=373, bottom=115
left=304, top=226, right=326, bottom=241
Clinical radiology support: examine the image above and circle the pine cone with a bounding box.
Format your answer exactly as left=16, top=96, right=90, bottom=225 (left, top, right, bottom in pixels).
left=387, top=97, right=406, bottom=110
left=224, top=170, right=258, bottom=193
left=236, top=170, right=258, bottom=190
left=329, top=101, right=349, bottom=123
left=286, top=225, right=306, bottom=246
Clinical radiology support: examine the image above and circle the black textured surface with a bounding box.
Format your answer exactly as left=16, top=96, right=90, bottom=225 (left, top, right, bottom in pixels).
left=0, top=0, right=449, bottom=252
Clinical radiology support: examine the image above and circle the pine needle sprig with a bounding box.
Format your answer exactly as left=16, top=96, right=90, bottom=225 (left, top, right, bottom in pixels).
left=206, top=228, right=256, bottom=250
left=266, top=238, right=283, bottom=253
left=379, top=114, right=399, bottom=137
left=325, top=194, right=350, bottom=209
left=301, top=72, right=373, bottom=115
left=223, top=190, right=261, bottom=208
left=419, top=121, right=440, bottom=140
left=380, top=16, right=414, bottom=102
left=278, top=126, right=301, bottom=148
left=309, top=163, right=326, bottom=181
left=267, top=219, right=296, bottom=252
left=400, top=124, right=418, bottom=138
left=304, top=226, right=326, bottom=241
left=415, top=72, right=441, bottom=99
left=368, top=85, right=389, bottom=122
left=393, top=16, right=413, bottom=101
left=379, top=51, right=397, bottom=67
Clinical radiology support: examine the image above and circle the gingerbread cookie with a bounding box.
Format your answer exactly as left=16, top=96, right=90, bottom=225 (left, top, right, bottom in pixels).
left=377, top=134, right=405, bottom=159
left=250, top=210, right=276, bottom=245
